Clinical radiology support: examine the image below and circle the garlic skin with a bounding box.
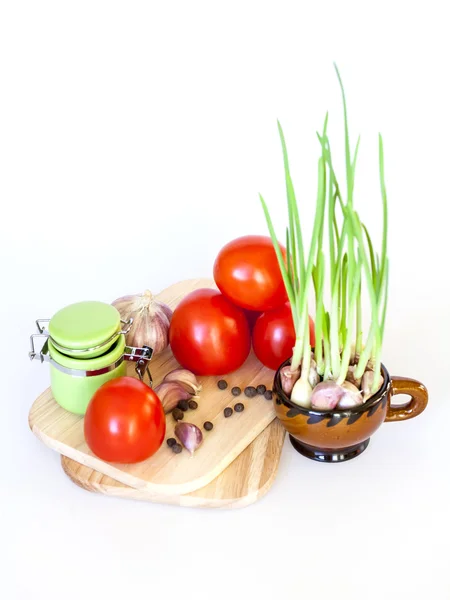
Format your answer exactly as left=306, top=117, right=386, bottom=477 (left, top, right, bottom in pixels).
left=174, top=422, right=203, bottom=456
left=163, top=368, right=202, bottom=395
left=310, top=381, right=343, bottom=411
left=280, top=365, right=300, bottom=396
left=337, top=381, right=364, bottom=409
left=112, top=290, right=172, bottom=354
left=154, top=381, right=193, bottom=413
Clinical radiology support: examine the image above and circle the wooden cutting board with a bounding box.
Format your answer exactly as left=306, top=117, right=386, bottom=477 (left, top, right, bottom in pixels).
left=61, top=419, right=285, bottom=508
left=29, top=279, right=279, bottom=496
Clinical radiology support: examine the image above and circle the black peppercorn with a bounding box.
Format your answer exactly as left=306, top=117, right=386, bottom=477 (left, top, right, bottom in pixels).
left=188, top=399, right=198, bottom=410
left=204, top=421, right=214, bottom=431
left=177, top=399, right=189, bottom=411
left=218, top=379, right=228, bottom=390
left=244, top=386, right=257, bottom=398
left=172, top=408, right=184, bottom=421
left=224, top=407, right=233, bottom=418
left=172, top=443, right=183, bottom=454
left=264, top=390, right=273, bottom=401
left=234, top=402, right=244, bottom=413
left=256, top=384, right=267, bottom=395
left=166, top=437, right=177, bottom=447
left=231, top=386, right=241, bottom=396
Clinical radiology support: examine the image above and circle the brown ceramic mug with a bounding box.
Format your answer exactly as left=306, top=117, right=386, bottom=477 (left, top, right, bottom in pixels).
left=273, top=360, right=428, bottom=462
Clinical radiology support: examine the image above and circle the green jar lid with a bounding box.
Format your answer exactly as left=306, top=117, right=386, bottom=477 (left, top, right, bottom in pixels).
left=49, top=301, right=121, bottom=356
left=48, top=335, right=125, bottom=370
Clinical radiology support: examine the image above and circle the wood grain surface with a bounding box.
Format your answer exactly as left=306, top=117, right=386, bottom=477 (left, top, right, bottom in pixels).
left=61, top=419, right=285, bottom=508
left=29, top=279, right=280, bottom=496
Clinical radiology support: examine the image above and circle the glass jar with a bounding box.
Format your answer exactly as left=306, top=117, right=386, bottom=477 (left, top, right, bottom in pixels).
left=29, top=301, right=153, bottom=415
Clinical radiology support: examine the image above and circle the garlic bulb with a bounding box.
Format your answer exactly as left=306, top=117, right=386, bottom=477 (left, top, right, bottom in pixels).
left=112, top=290, right=172, bottom=354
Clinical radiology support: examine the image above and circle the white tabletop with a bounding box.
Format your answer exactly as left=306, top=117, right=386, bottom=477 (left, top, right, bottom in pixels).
left=2, top=2, right=449, bottom=599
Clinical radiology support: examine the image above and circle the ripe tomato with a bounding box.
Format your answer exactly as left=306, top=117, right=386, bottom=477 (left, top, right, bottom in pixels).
left=213, top=235, right=288, bottom=312
left=243, top=308, right=262, bottom=333
left=84, top=377, right=166, bottom=463
left=169, top=288, right=251, bottom=375
left=252, top=303, right=316, bottom=370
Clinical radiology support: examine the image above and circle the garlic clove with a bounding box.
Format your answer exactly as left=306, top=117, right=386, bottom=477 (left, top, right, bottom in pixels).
left=342, top=381, right=360, bottom=393
left=361, top=370, right=384, bottom=401
left=345, top=364, right=362, bottom=388
left=280, top=365, right=300, bottom=396
left=112, top=290, right=173, bottom=355
left=310, top=381, right=343, bottom=411
left=290, top=378, right=313, bottom=408
left=308, top=357, right=320, bottom=388
left=163, top=368, right=202, bottom=395
left=174, top=422, right=203, bottom=456
left=153, top=382, right=193, bottom=413
left=337, top=381, right=364, bottom=409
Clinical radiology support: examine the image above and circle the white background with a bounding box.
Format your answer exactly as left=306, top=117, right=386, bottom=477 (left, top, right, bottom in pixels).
left=1, top=1, right=449, bottom=599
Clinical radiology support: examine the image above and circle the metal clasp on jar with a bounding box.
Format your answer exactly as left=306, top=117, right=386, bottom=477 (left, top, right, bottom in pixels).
left=29, top=323, right=154, bottom=386
left=124, top=345, right=153, bottom=385
left=29, top=320, right=51, bottom=362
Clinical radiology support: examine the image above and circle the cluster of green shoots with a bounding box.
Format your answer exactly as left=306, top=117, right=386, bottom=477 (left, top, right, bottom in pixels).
left=260, top=65, right=388, bottom=399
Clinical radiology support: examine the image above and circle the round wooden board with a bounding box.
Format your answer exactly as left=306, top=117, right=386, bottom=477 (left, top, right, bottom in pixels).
left=61, top=419, right=285, bottom=509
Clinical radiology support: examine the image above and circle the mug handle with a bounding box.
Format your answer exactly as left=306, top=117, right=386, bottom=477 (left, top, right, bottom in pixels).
left=385, top=376, right=428, bottom=422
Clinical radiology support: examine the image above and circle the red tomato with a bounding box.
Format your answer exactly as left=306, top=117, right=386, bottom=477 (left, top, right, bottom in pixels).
left=84, top=377, right=166, bottom=463
left=169, top=288, right=251, bottom=375
left=213, top=235, right=288, bottom=312
left=252, top=303, right=316, bottom=370
left=243, top=308, right=262, bottom=333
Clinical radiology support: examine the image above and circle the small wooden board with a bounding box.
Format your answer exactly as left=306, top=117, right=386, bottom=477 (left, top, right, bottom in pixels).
left=61, top=419, right=285, bottom=508
left=29, top=279, right=279, bottom=496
